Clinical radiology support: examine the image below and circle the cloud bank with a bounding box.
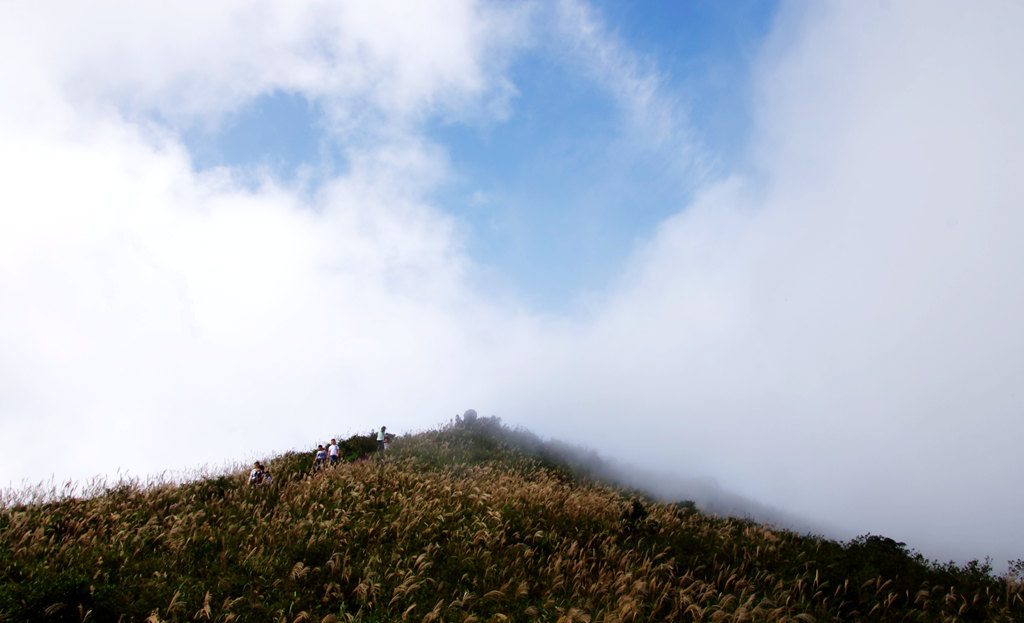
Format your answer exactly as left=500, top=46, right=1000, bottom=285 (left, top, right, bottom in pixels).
left=0, top=0, right=531, bottom=484
left=506, top=1, right=1024, bottom=565
left=1, top=0, right=1022, bottom=568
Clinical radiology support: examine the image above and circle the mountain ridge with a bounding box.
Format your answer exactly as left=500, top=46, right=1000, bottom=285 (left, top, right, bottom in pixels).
left=1, top=416, right=1020, bottom=621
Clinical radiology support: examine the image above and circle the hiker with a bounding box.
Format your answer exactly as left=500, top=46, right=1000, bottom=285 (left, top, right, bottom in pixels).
left=314, top=444, right=327, bottom=471
left=377, top=426, right=387, bottom=453
left=248, top=461, right=265, bottom=486
left=328, top=439, right=340, bottom=467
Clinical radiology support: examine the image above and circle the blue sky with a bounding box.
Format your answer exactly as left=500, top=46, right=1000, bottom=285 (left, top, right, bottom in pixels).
left=184, top=91, right=328, bottom=183
left=181, top=1, right=779, bottom=310
left=2, top=0, right=1024, bottom=569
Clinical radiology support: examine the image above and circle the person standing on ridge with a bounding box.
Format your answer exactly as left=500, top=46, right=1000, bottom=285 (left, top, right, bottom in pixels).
left=313, top=444, right=327, bottom=471
left=377, top=426, right=387, bottom=453
left=328, top=439, right=340, bottom=467
left=248, top=461, right=264, bottom=486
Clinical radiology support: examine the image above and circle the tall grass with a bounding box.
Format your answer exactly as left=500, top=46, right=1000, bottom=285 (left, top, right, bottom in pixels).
left=1, top=422, right=1020, bottom=622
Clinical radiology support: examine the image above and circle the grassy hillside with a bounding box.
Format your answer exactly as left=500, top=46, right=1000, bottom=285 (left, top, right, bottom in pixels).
left=1, top=417, right=1021, bottom=622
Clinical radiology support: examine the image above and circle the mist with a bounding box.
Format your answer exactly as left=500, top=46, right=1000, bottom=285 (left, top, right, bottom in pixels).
left=2, top=0, right=1023, bottom=571
left=500, top=1, right=1024, bottom=567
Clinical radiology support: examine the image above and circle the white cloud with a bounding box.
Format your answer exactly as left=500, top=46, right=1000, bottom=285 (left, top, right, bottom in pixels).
left=0, top=0, right=531, bottom=486
left=505, top=1, right=1024, bottom=566
left=0, top=0, right=528, bottom=133
left=549, top=0, right=697, bottom=163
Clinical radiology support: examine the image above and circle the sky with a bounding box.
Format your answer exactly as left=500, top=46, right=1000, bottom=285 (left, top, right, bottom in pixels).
left=1, top=0, right=1022, bottom=569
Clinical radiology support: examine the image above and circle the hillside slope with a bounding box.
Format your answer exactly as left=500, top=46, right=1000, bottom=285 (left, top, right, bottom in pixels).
left=1, top=417, right=1021, bottom=622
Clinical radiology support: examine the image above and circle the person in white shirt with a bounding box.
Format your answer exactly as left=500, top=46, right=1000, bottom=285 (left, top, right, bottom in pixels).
left=248, top=461, right=264, bottom=486
left=377, top=426, right=387, bottom=453
left=328, top=439, right=340, bottom=466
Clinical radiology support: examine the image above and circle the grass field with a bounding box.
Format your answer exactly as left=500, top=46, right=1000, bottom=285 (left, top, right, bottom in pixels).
left=1, top=417, right=1021, bottom=622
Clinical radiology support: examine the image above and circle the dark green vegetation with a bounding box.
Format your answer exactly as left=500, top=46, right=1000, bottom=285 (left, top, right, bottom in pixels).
left=1, top=417, right=1021, bottom=622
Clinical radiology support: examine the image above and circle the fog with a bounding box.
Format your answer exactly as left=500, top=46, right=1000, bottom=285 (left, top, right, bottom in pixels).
left=502, top=2, right=1024, bottom=567
left=2, top=1, right=1023, bottom=570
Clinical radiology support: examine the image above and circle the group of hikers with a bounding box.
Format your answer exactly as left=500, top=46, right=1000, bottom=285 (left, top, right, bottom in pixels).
left=247, top=426, right=393, bottom=486
left=312, top=426, right=392, bottom=471
left=248, top=461, right=271, bottom=486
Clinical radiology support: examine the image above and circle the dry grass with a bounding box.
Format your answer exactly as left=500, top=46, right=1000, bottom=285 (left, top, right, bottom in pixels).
left=1, top=422, right=1020, bottom=622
